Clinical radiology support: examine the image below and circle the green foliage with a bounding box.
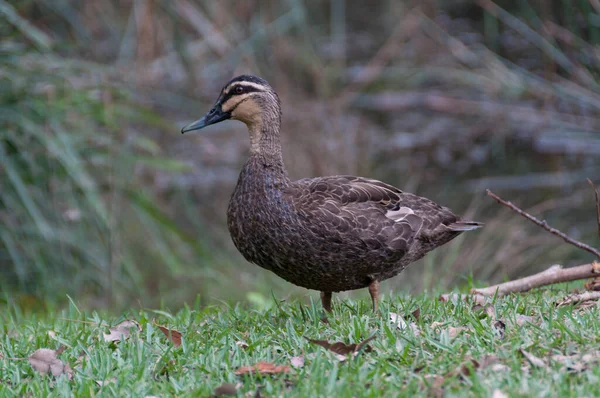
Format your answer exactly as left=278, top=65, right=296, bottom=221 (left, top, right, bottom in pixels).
left=2, top=290, right=600, bottom=396
left=0, top=1, right=206, bottom=305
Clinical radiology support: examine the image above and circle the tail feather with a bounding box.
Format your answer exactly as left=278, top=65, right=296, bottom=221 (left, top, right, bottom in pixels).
left=447, top=221, right=484, bottom=232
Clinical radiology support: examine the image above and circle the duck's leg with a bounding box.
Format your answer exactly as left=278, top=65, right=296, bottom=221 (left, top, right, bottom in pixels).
left=320, top=291, right=332, bottom=313
left=368, top=280, right=380, bottom=312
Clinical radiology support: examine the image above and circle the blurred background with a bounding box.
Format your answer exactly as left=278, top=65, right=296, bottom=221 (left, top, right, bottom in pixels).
left=1, top=0, right=599, bottom=311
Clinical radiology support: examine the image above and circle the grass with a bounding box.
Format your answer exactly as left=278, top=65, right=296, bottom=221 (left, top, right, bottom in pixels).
left=2, top=286, right=600, bottom=397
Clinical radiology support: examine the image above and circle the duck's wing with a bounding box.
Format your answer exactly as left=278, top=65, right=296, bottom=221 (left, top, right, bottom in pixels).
left=286, top=176, right=480, bottom=251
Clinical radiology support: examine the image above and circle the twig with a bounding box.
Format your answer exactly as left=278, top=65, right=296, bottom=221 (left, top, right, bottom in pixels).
left=472, top=263, right=600, bottom=296
left=486, top=189, right=600, bottom=259
left=588, top=179, right=600, bottom=239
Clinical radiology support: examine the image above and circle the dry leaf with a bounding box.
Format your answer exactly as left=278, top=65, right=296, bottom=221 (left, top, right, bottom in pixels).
left=520, top=349, right=548, bottom=369
left=410, top=308, right=421, bottom=320
left=153, top=320, right=182, bottom=347
left=551, top=351, right=600, bottom=373
left=390, top=313, right=421, bottom=335
left=236, top=341, right=249, bottom=350
left=493, top=320, right=506, bottom=339
left=290, top=356, right=304, bottom=369
left=431, top=322, right=470, bottom=339
left=234, top=361, right=291, bottom=376
left=214, top=383, right=238, bottom=396
left=514, top=314, right=537, bottom=327
left=28, top=348, right=73, bottom=379
left=103, top=320, right=141, bottom=343
left=490, top=363, right=510, bottom=372
left=423, top=374, right=445, bottom=398
left=305, top=333, right=376, bottom=361
left=555, top=291, right=600, bottom=307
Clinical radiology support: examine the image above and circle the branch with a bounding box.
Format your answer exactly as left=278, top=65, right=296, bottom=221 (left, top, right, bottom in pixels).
left=486, top=189, right=600, bottom=259
left=588, top=178, right=600, bottom=239
left=472, top=263, right=600, bottom=296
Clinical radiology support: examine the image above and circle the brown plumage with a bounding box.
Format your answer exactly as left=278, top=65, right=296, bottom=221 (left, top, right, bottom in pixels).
left=182, top=74, right=482, bottom=312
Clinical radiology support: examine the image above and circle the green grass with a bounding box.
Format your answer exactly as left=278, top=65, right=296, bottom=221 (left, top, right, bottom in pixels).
left=2, top=287, right=599, bottom=397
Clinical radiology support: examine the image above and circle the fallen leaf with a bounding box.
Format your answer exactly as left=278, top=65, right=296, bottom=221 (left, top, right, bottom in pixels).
left=213, top=383, right=238, bottom=396
left=493, top=320, right=506, bottom=339
left=490, top=363, right=510, bottom=372
left=103, top=320, right=141, bottom=343
left=28, top=348, right=73, bottom=379
left=234, top=361, right=291, bottom=376
left=290, top=356, right=304, bottom=369
left=555, top=291, right=600, bottom=307
left=423, top=374, right=445, bottom=398
left=236, top=341, right=249, bottom=350
left=390, top=313, right=421, bottom=336
left=410, top=308, right=421, bottom=320
left=520, top=349, right=548, bottom=369
left=153, top=320, right=182, bottom=347
left=431, top=322, right=470, bottom=339
left=514, top=314, right=537, bottom=326
left=305, top=333, right=376, bottom=361
left=551, top=351, right=600, bottom=373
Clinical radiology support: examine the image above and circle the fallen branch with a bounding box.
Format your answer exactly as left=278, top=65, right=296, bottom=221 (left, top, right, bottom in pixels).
left=486, top=189, right=600, bottom=259
left=472, top=263, right=600, bottom=296
left=588, top=179, right=600, bottom=239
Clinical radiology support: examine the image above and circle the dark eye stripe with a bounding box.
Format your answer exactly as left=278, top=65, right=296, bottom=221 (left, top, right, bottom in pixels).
left=220, top=84, right=261, bottom=104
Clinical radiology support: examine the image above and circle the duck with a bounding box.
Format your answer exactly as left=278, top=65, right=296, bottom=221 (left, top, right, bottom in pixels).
left=182, top=74, right=482, bottom=313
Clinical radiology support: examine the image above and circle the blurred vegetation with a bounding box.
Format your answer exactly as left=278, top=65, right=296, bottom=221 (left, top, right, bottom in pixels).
left=1, top=0, right=599, bottom=309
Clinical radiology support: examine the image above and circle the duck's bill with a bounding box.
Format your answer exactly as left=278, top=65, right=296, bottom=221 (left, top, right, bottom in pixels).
left=181, top=106, right=230, bottom=133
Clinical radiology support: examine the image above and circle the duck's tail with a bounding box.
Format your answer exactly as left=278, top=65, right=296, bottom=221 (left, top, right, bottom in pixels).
left=447, top=221, right=484, bottom=231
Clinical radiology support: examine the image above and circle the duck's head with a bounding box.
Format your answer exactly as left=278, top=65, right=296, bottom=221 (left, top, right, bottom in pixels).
left=181, top=75, right=280, bottom=134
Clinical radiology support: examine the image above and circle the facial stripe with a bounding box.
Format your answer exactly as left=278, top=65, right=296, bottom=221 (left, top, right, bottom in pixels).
left=221, top=93, right=253, bottom=112
left=224, top=81, right=267, bottom=94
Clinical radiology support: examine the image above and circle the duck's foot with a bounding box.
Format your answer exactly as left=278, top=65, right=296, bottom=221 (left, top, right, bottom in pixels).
left=368, top=279, right=380, bottom=312
left=320, top=291, right=333, bottom=313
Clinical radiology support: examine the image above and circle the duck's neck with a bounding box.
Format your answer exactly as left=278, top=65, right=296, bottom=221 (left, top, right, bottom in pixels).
left=246, top=113, right=288, bottom=181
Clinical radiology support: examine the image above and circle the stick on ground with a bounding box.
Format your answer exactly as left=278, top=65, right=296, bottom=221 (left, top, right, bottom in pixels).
left=472, top=263, right=600, bottom=296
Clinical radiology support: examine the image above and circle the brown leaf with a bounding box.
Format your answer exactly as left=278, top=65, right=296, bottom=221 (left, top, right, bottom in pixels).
left=235, top=340, right=249, bottom=350
left=234, top=361, right=291, bottom=376
left=431, top=322, right=470, bottom=339
left=213, top=383, right=238, bottom=396
left=555, top=291, right=600, bottom=307
left=493, top=320, right=506, bottom=339
left=28, top=348, right=73, bottom=379
left=550, top=351, right=600, bottom=373
left=520, top=349, right=548, bottom=369
left=411, top=308, right=421, bottom=320
left=514, top=314, right=537, bottom=327
left=290, top=356, right=304, bottom=369
left=103, top=320, right=141, bottom=343
left=585, top=277, right=600, bottom=291
left=153, top=320, right=182, bottom=347
left=458, top=355, right=501, bottom=377
left=305, top=334, right=376, bottom=357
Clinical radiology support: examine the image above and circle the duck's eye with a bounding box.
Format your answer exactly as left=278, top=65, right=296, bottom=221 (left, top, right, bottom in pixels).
left=234, top=86, right=244, bottom=94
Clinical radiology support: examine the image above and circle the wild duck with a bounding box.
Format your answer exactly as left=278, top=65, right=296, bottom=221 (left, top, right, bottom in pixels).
left=182, top=75, right=482, bottom=312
